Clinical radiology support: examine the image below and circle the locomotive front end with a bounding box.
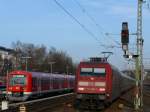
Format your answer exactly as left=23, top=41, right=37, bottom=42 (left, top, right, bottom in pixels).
left=7, top=71, right=31, bottom=101
left=76, top=67, right=107, bottom=101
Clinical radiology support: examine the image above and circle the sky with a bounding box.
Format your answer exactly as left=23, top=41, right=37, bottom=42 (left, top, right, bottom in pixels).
left=0, top=0, right=150, bottom=70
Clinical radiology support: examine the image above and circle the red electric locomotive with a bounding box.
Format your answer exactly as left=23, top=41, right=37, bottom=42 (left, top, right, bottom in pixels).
left=75, top=57, right=135, bottom=108
left=7, top=70, right=75, bottom=101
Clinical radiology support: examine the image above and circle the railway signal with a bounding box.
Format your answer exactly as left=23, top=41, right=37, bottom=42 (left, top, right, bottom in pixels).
left=121, top=22, right=129, bottom=45
left=121, top=0, right=144, bottom=110
left=121, top=22, right=129, bottom=54
left=123, top=54, right=139, bottom=59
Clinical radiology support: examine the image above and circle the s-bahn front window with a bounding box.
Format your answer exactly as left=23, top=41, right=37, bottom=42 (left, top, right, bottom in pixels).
left=80, top=68, right=106, bottom=77
left=9, top=75, right=26, bottom=86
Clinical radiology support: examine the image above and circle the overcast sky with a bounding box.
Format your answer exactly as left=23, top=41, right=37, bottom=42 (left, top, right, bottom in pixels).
left=0, top=0, right=150, bottom=69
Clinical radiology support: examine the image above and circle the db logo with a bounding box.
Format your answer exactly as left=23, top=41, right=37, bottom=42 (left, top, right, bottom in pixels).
left=90, top=78, right=94, bottom=80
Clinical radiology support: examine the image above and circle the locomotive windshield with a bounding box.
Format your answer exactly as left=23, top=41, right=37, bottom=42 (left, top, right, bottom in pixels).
left=9, top=75, right=26, bottom=86
left=80, top=68, right=106, bottom=77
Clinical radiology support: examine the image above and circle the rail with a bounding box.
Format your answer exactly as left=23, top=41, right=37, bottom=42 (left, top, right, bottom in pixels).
left=1, top=93, right=75, bottom=112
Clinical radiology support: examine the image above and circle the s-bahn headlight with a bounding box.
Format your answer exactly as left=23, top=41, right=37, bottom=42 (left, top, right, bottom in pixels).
left=16, top=87, right=19, bottom=89
left=78, top=87, right=85, bottom=91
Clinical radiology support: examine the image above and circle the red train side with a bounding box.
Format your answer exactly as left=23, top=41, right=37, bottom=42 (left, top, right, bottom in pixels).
left=7, top=70, right=75, bottom=101
left=75, top=58, right=134, bottom=108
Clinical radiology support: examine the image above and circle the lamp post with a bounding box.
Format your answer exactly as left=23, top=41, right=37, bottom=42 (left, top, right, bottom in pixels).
left=21, top=57, right=31, bottom=71
left=48, top=62, right=56, bottom=74
left=66, top=65, right=69, bottom=75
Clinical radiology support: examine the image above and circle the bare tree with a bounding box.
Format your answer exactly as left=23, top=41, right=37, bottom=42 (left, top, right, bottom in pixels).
left=11, top=41, right=76, bottom=74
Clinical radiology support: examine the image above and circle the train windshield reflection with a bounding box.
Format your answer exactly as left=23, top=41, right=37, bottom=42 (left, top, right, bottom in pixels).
left=80, top=68, right=106, bottom=77
left=9, top=75, right=26, bottom=86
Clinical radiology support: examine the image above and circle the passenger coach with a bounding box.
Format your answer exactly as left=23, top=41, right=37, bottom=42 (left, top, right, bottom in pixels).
left=7, top=70, right=75, bottom=101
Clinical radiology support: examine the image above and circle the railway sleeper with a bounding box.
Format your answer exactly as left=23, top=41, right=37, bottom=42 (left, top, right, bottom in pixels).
left=75, top=99, right=104, bottom=110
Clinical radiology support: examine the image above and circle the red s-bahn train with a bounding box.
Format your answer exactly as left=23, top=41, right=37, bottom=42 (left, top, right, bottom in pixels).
left=75, top=57, right=135, bottom=108
left=7, top=70, right=75, bottom=101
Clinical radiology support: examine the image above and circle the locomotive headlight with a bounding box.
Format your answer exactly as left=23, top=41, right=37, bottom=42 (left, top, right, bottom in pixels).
left=99, top=88, right=105, bottom=92
left=78, top=87, right=85, bottom=91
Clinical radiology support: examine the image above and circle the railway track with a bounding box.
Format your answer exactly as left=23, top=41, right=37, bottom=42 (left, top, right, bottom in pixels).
left=51, top=88, right=136, bottom=112
left=1, top=86, right=148, bottom=112
left=1, top=93, right=75, bottom=112
left=1, top=85, right=149, bottom=112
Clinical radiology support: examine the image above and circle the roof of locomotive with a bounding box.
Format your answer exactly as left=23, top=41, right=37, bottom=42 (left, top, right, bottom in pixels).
left=80, top=60, right=109, bottom=65
left=80, top=57, right=109, bottom=64
left=79, top=57, right=121, bottom=70
left=9, top=70, right=30, bottom=76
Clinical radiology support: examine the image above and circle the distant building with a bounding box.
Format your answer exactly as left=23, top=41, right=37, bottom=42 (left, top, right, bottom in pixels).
left=0, top=46, right=15, bottom=76
left=0, top=46, right=15, bottom=60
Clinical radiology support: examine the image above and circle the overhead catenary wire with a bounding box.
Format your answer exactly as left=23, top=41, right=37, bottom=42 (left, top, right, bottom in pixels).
left=53, top=0, right=119, bottom=49
left=73, top=0, right=121, bottom=47
left=53, top=0, right=102, bottom=45
left=73, top=0, right=105, bottom=34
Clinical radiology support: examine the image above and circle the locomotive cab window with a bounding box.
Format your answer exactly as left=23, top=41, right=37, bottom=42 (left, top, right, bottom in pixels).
left=9, top=75, right=27, bottom=86
left=80, top=68, right=106, bottom=77
left=94, top=68, right=106, bottom=77
left=80, top=68, right=93, bottom=76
